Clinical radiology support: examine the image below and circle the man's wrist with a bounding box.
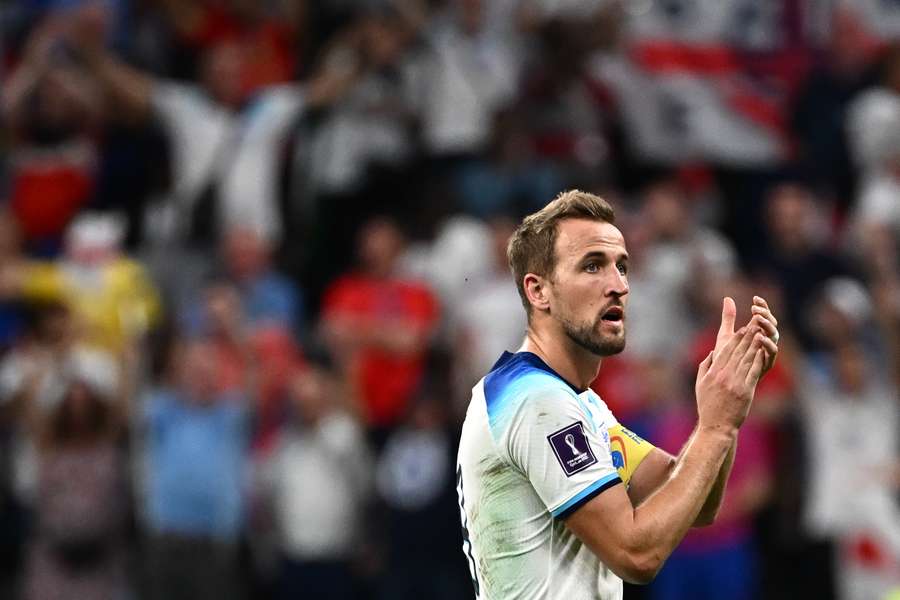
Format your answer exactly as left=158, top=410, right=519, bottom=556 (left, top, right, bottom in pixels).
left=696, top=423, right=739, bottom=445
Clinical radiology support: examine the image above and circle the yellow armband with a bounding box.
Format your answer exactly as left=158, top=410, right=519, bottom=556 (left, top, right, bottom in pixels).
left=607, top=424, right=655, bottom=486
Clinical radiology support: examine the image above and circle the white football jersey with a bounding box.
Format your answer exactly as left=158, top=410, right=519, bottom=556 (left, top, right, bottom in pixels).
left=456, top=351, right=632, bottom=600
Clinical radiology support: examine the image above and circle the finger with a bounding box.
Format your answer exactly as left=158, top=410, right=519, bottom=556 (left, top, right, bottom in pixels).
left=735, top=333, right=766, bottom=379
left=745, top=348, right=766, bottom=388
left=716, top=297, right=737, bottom=347
left=751, top=297, right=778, bottom=327
left=750, top=305, right=779, bottom=329
left=735, top=333, right=766, bottom=385
left=749, top=310, right=778, bottom=338
left=727, top=326, right=760, bottom=371
left=757, top=334, right=778, bottom=358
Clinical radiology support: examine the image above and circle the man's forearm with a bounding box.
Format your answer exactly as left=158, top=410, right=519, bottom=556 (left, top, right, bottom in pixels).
left=695, top=435, right=737, bottom=525
left=1, top=62, right=44, bottom=121
left=674, top=424, right=738, bottom=526
left=81, top=46, right=153, bottom=121
left=630, top=426, right=736, bottom=561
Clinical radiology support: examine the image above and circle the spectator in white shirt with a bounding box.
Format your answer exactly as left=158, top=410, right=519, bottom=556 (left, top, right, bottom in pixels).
left=452, top=216, right=526, bottom=406
left=255, top=365, right=373, bottom=600
left=847, top=45, right=900, bottom=251
left=67, top=2, right=357, bottom=247
left=416, top=0, right=521, bottom=158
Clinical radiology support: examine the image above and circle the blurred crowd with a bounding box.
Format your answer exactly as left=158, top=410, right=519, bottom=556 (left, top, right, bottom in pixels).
left=0, top=0, right=899, bottom=599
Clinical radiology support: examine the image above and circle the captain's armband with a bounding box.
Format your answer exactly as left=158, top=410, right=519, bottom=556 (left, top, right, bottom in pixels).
left=607, top=424, right=655, bottom=486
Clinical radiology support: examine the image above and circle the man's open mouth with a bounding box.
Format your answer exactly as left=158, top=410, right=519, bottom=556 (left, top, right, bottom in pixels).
left=601, top=307, right=624, bottom=322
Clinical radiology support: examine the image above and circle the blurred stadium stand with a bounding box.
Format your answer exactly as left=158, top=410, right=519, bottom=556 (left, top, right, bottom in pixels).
left=0, top=1, right=899, bottom=599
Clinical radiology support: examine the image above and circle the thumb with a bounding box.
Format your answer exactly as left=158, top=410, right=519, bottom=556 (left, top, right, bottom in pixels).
left=716, top=297, right=737, bottom=348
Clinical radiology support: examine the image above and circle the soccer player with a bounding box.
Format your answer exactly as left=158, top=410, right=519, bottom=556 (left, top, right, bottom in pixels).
left=456, top=190, right=779, bottom=599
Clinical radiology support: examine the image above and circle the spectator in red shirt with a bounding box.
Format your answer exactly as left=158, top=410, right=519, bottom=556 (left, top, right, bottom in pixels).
left=320, top=218, right=440, bottom=437
left=156, top=0, right=302, bottom=95
left=1, top=17, right=101, bottom=255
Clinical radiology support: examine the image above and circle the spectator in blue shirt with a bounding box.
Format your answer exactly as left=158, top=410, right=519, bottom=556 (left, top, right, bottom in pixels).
left=141, top=338, right=249, bottom=600
left=221, top=226, right=303, bottom=337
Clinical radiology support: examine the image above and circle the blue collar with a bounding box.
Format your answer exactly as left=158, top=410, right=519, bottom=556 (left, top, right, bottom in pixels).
left=490, top=351, right=585, bottom=394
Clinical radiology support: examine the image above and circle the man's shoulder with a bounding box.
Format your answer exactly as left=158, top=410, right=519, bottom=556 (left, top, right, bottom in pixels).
left=482, top=352, right=579, bottom=429
left=152, top=81, right=211, bottom=115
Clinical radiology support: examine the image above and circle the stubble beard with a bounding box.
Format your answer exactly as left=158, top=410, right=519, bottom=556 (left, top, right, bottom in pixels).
left=561, top=314, right=626, bottom=357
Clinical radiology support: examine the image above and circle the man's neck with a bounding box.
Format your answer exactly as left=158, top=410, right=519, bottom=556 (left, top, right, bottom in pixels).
left=519, top=327, right=602, bottom=392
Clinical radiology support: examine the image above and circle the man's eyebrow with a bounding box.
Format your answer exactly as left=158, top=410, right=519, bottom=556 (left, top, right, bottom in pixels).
left=580, top=250, right=629, bottom=262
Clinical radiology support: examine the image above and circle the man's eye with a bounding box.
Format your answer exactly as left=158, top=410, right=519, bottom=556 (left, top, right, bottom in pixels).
left=585, top=263, right=598, bottom=273
left=617, top=264, right=628, bottom=276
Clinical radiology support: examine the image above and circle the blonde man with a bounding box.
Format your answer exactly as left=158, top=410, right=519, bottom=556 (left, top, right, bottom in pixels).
left=456, top=190, right=779, bottom=599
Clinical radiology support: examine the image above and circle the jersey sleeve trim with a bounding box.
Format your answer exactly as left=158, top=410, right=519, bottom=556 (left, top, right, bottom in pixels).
left=551, top=472, right=622, bottom=520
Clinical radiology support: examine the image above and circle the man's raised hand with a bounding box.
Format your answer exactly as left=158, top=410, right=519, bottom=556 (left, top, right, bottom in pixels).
left=695, top=296, right=780, bottom=434
left=696, top=322, right=765, bottom=433
left=713, top=296, right=779, bottom=376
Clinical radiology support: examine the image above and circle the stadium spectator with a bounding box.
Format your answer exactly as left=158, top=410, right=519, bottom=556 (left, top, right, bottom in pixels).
left=451, top=216, right=526, bottom=404
left=791, top=5, right=875, bottom=208
left=255, top=365, right=372, bottom=600
left=141, top=338, right=250, bottom=600
left=623, top=178, right=737, bottom=359
left=1, top=16, right=101, bottom=256
left=221, top=226, right=304, bottom=335
left=794, top=275, right=900, bottom=600
left=848, top=42, right=900, bottom=174
left=416, top=0, right=521, bottom=159
left=17, top=212, right=161, bottom=354
left=191, top=281, right=304, bottom=452
left=847, top=41, right=900, bottom=278
left=799, top=338, right=900, bottom=600
left=516, top=18, right=614, bottom=181
left=306, top=7, right=419, bottom=196
left=846, top=51, right=900, bottom=291
left=320, top=217, right=440, bottom=438
left=299, top=6, right=427, bottom=300
left=154, top=0, right=303, bottom=91
left=754, top=183, right=853, bottom=350
left=0, top=301, right=121, bottom=508
left=374, top=394, right=470, bottom=600
left=403, top=214, right=493, bottom=314
left=21, top=376, right=131, bottom=600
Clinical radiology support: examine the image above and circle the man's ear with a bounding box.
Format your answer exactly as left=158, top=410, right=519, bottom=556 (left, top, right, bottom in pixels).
left=524, top=273, right=551, bottom=313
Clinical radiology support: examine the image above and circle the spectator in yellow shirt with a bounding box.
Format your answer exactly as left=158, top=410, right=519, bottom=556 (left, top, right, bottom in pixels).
left=19, top=213, right=160, bottom=354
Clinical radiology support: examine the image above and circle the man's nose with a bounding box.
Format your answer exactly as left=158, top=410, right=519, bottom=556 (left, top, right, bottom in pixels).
left=607, top=269, right=629, bottom=297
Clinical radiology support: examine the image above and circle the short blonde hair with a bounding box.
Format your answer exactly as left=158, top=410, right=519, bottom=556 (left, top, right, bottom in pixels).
left=507, top=190, right=616, bottom=316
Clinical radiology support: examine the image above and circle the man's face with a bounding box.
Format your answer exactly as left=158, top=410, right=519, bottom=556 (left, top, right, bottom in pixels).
left=359, top=219, right=403, bottom=277
left=766, top=184, right=814, bottom=252
left=203, top=41, right=245, bottom=108
left=179, top=342, right=219, bottom=404
left=546, top=219, right=629, bottom=356
left=223, top=227, right=267, bottom=281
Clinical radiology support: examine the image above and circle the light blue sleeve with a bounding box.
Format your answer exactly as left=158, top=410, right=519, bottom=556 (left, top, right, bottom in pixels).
left=499, top=386, right=622, bottom=519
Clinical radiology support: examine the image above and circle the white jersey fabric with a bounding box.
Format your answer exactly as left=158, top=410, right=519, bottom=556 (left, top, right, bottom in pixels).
left=148, top=82, right=307, bottom=244
left=456, top=351, right=624, bottom=600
